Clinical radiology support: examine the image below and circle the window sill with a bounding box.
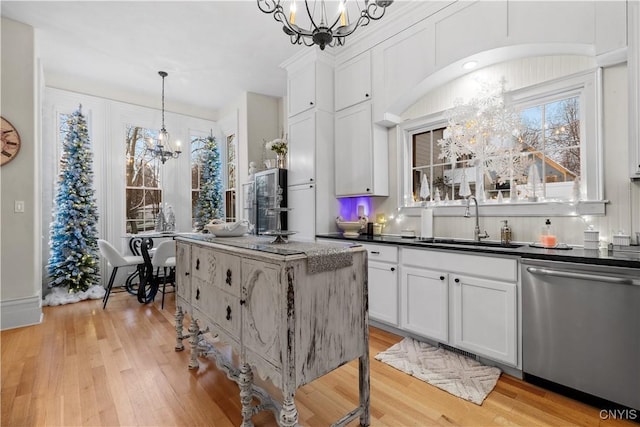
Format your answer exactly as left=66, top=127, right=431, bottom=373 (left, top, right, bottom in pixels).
left=402, top=200, right=607, bottom=217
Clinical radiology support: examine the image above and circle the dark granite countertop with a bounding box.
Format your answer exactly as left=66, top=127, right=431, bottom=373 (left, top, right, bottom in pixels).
left=316, top=233, right=640, bottom=269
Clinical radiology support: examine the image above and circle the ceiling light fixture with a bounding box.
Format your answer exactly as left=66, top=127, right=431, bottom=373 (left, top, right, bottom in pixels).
left=150, top=71, right=181, bottom=164
left=462, top=60, right=478, bottom=70
left=257, top=0, right=393, bottom=50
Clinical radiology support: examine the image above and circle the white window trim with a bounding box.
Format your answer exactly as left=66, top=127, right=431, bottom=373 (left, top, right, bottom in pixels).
left=397, top=68, right=607, bottom=218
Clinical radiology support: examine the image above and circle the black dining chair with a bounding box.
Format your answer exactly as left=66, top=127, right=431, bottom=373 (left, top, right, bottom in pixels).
left=138, top=238, right=176, bottom=308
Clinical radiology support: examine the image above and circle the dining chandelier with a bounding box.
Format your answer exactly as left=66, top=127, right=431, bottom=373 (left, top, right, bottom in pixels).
left=257, top=0, right=393, bottom=50
left=150, top=71, right=181, bottom=164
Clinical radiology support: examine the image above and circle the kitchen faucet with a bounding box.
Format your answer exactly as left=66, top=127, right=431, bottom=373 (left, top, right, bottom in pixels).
left=464, top=196, right=489, bottom=242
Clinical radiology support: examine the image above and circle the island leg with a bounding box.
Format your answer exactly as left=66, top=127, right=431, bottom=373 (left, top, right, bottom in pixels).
left=239, top=362, right=255, bottom=427
left=279, top=393, right=298, bottom=427
left=188, top=318, right=200, bottom=369
left=174, top=305, right=185, bottom=351
left=359, top=353, right=370, bottom=426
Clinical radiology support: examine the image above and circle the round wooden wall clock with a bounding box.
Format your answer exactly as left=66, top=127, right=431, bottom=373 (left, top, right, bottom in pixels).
left=1, top=116, right=21, bottom=166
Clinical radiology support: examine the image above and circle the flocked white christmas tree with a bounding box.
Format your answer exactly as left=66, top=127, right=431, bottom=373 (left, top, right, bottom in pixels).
left=47, top=106, right=100, bottom=294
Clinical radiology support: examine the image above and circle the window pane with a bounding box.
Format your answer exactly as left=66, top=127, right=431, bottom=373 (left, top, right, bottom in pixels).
left=411, top=127, right=447, bottom=204
left=413, top=132, right=432, bottom=168
left=191, top=136, right=204, bottom=227
left=191, top=136, right=204, bottom=190
left=192, top=190, right=199, bottom=223
left=519, top=95, right=581, bottom=200
left=520, top=105, right=544, bottom=151
left=432, top=164, right=447, bottom=200
left=125, top=125, right=161, bottom=234
left=545, top=148, right=580, bottom=181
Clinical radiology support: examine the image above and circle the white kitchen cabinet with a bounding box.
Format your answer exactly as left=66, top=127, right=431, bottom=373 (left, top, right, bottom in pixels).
left=401, top=266, right=449, bottom=342
left=334, top=102, right=388, bottom=197
left=288, top=111, right=316, bottom=186
left=362, top=243, right=398, bottom=326
left=284, top=50, right=338, bottom=235
left=287, top=183, right=316, bottom=241
left=629, top=0, right=640, bottom=179
left=401, top=247, right=519, bottom=366
left=451, top=274, right=517, bottom=366
left=287, top=109, right=336, bottom=235
left=335, top=51, right=371, bottom=111
left=286, top=52, right=334, bottom=117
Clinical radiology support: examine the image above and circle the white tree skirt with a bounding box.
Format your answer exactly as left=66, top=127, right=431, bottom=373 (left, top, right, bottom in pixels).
left=42, top=285, right=106, bottom=306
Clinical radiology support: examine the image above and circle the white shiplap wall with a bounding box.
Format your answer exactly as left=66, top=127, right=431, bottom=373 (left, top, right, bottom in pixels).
left=402, top=55, right=596, bottom=121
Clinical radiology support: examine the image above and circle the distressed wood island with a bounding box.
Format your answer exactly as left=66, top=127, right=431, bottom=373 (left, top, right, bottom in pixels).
left=173, top=235, right=369, bottom=427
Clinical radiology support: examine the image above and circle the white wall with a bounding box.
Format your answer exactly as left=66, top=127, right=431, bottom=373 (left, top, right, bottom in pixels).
left=1, top=17, right=42, bottom=329
left=218, top=92, right=281, bottom=217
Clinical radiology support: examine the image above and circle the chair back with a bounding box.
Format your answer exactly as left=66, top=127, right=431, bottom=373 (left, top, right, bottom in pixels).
left=152, top=240, right=176, bottom=268
left=98, top=239, right=128, bottom=268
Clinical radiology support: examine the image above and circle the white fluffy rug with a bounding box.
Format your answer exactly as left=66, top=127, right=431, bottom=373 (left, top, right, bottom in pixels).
left=42, top=285, right=106, bottom=306
left=375, top=337, right=501, bottom=405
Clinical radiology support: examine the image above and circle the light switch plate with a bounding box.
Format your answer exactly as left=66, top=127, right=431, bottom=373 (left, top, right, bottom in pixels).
left=14, top=200, right=25, bottom=213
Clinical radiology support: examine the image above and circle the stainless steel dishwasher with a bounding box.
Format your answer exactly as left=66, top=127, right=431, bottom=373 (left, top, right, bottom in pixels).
left=522, top=259, right=640, bottom=410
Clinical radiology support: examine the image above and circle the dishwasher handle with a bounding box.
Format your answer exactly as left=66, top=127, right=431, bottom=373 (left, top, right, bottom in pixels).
left=526, top=266, right=636, bottom=286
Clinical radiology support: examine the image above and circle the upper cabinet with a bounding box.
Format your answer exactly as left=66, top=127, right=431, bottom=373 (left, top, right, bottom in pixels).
left=286, top=52, right=334, bottom=117
left=335, top=51, right=372, bottom=111
left=335, top=102, right=388, bottom=197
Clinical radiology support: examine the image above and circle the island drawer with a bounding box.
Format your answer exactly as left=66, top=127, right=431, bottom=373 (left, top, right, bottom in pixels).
left=191, top=244, right=241, bottom=297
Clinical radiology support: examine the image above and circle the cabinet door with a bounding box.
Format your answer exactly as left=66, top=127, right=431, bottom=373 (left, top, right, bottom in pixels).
left=287, top=184, right=316, bottom=241
left=369, top=261, right=398, bottom=325
left=288, top=66, right=316, bottom=117
left=288, top=111, right=316, bottom=186
left=176, top=241, right=191, bottom=306
left=401, top=266, right=449, bottom=343
left=452, top=274, right=517, bottom=366
left=242, top=259, right=281, bottom=366
left=629, top=0, right=640, bottom=179
left=335, top=51, right=371, bottom=111
left=335, top=102, right=373, bottom=196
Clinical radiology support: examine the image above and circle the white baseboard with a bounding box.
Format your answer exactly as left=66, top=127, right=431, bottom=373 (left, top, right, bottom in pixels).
left=1, top=294, right=43, bottom=331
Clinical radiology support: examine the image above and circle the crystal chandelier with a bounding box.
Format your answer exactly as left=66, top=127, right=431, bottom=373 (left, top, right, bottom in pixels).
left=257, top=0, right=393, bottom=50
left=150, top=71, right=181, bottom=164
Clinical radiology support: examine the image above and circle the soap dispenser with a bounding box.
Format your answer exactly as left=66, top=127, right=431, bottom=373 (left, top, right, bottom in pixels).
left=500, top=220, right=512, bottom=245
left=541, top=219, right=557, bottom=248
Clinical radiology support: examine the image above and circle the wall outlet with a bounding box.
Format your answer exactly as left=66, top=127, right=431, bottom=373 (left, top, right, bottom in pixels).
left=14, top=200, right=25, bottom=213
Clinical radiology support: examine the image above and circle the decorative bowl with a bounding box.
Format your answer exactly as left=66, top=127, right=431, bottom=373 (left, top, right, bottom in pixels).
left=205, top=220, right=250, bottom=237
left=336, top=218, right=365, bottom=237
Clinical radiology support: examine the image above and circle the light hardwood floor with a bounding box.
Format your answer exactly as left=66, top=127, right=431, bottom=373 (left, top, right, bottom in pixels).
left=1, top=290, right=636, bottom=427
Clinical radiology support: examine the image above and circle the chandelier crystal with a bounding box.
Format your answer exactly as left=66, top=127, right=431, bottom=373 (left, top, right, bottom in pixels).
left=150, top=71, right=181, bottom=164
left=257, top=0, right=393, bottom=50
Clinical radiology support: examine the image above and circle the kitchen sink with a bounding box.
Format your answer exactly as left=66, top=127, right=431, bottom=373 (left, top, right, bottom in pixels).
left=415, top=238, right=524, bottom=249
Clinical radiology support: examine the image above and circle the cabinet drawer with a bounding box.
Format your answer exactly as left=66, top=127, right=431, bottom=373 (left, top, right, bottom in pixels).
left=191, top=245, right=241, bottom=298
left=193, top=282, right=241, bottom=339
left=361, top=243, right=398, bottom=263
left=402, top=248, right=517, bottom=283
